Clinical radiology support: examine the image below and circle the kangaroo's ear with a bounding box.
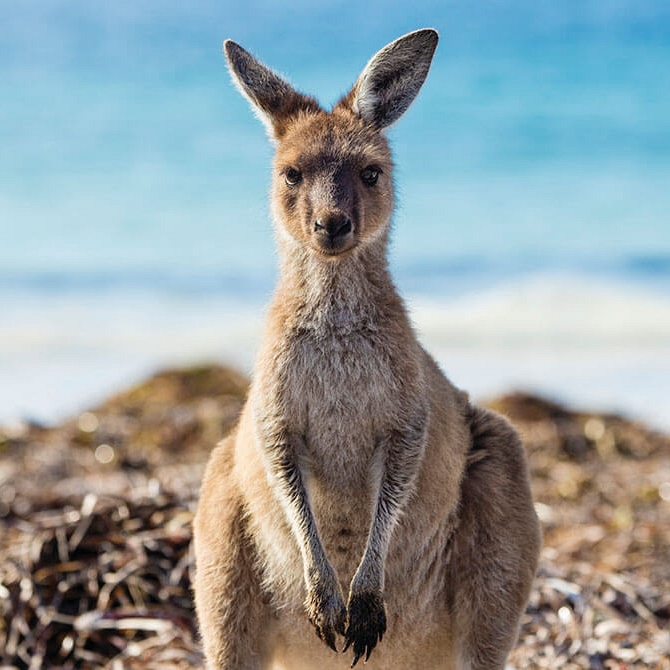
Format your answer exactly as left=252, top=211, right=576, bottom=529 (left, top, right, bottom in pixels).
left=224, top=40, right=321, bottom=139
left=337, top=29, right=438, bottom=130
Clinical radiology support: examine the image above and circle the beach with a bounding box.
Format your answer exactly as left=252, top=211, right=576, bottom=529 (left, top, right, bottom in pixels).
left=2, top=2, right=669, bottom=665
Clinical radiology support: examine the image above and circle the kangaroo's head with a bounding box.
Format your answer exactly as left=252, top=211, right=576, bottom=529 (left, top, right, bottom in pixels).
left=224, top=29, right=438, bottom=259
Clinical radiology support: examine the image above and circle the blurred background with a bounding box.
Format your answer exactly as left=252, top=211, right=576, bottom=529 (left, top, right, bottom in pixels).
left=2, top=0, right=669, bottom=428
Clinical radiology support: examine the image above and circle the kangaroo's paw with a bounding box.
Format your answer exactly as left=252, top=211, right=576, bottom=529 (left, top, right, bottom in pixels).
left=343, top=590, right=387, bottom=667
left=305, top=585, right=347, bottom=653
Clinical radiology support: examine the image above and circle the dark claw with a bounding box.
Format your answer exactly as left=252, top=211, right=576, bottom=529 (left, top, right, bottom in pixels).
left=344, top=591, right=387, bottom=667
left=306, top=588, right=346, bottom=654
left=318, top=625, right=338, bottom=652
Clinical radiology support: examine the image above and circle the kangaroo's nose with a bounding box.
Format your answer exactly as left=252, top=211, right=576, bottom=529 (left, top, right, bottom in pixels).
left=314, top=215, right=352, bottom=240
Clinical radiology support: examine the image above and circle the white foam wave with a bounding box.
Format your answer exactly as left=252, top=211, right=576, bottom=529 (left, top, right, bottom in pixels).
left=409, top=275, right=670, bottom=349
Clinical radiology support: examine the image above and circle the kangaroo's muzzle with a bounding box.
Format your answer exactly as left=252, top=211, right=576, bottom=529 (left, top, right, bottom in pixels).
left=313, top=213, right=354, bottom=253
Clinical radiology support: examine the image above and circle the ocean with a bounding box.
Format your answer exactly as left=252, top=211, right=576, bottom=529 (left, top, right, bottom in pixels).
left=2, top=1, right=669, bottom=428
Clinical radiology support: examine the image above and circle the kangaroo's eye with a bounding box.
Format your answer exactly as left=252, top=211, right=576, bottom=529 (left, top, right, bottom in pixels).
left=285, top=168, right=302, bottom=186
left=360, top=166, right=380, bottom=186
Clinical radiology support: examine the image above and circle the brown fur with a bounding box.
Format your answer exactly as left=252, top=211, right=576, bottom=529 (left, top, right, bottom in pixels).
left=193, top=29, right=541, bottom=669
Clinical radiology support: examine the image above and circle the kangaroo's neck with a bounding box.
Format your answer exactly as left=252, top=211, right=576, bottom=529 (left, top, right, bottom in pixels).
left=273, top=235, right=402, bottom=335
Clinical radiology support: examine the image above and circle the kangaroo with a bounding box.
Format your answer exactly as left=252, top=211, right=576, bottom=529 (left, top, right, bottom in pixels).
left=193, top=29, right=541, bottom=670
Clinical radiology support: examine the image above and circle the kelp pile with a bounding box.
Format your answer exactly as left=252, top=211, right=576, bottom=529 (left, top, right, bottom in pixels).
left=1, top=366, right=668, bottom=668
left=1, top=489, right=196, bottom=669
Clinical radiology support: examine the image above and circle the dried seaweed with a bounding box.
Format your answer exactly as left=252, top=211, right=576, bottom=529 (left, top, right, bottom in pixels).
left=1, top=366, right=668, bottom=668
left=510, top=561, right=670, bottom=669
left=0, top=485, right=199, bottom=669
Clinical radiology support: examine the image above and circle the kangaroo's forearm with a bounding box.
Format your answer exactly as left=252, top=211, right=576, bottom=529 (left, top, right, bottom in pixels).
left=353, top=416, right=428, bottom=592
left=259, top=420, right=347, bottom=650
left=258, top=421, right=337, bottom=586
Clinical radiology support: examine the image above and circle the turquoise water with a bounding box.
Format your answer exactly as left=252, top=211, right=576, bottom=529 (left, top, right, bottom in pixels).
left=2, top=2, right=670, bottom=426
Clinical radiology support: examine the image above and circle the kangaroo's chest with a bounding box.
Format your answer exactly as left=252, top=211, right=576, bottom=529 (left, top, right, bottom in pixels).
left=284, top=328, right=399, bottom=481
